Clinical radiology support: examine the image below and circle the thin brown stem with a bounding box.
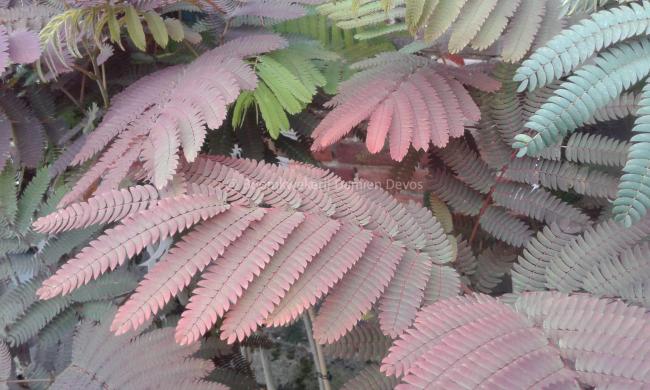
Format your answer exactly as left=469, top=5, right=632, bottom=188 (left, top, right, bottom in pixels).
left=71, top=64, right=96, bottom=80
left=307, top=308, right=331, bottom=390
left=183, top=41, right=199, bottom=58
left=58, top=85, right=82, bottom=110
left=83, top=41, right=109, bottom=108
left=302, top=312, right=325, bottom=390
left=101, top=64, right=108, bottom=97
left=468, top=151, right=518, bottom=245
left=79, top=73, right=86, bottom=105
left=258, top=347, right=276, bottom=390
left=220, top=19, right=231, bottom=44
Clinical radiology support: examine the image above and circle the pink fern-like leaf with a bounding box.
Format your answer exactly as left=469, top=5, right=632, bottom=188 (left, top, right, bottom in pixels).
left=265, top=223, right=374, bottom=327
left=183, top=156, right=265, bottom=205
left=212, top=156, right=304, bottom=209
left=366, top=99, right=394, bottom=154
left=410, top=73, right=449, bottom=147
left=33, top=185, right=159, bottom=234
left=175, top=209, right=305, bottom=345
left=387, top=295, right=578, bottom=389
left=37, top=192, right=228, bottom=299
left=313, top=235, right=404, bottom=343
left=94, top=139, right=144, bottom=194
left=38, top=155, right=465, bottom=348
left=405, top=201, right=455, bottom=263
left=389, top=89, right=415, bottom=161
left=515, top=292, right=650, bottom=388
left=312, top=82, right=393, bottom=149
left=59, top=129, right=146, bottom=207
left=323, top=319, right=392, bottom=362
left=342, top=365, right=399, bottom=390
left=71, top=67, right=181, bottom=166
left=311, top=53, right=497, bottom=161
left=229, top=0, right=308, bottom=22
left=143, top=114, right=181, bottom=188
left=213, top=33, right=289, bottom=59
left=7, top=29, right=40, bottom=64
left=50, top=310, right=226, bottom=389
left=66, top=34, right=287, bottom=190
left=290, top=162, right=374, bottom=226
left=422, top=265, right=462, bottom=305
left=427, top=72, right=466, bottom=138
left=381, top=295, right=514, bottom=377
left=404, top=81, right=432, bottom=151
left=111, top=206, right=267, bottom=335
left=378, top=250, right=432, bottom=338
left=219, top=215, right=340, bottom=343
left=169, top=101, right=206, bottom=162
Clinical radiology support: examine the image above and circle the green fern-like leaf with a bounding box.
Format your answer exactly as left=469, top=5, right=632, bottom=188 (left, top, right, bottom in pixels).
left=5, top=295, right=71, bottom=346
left=69, top=269, right=138, bottom=303
left=38, top=308, right=77, bottom=347
left=447, top=0, right=498, bottom=54
left=258, top=55, right=311, bottom=114
left=613, top=82, right=650, bottom=226
left=515, top=1, right=650, bottom=92
left=423, top=0, right=467, bottom=42
left=0, top=277, right=43, bottom=328
left=234, top=41, right=337, bottom=138
left=0, top=165, right=17, bottom=225
left=39, top=225, right=103, bottom=266
left=15, top=167, right=49, bottom=234
left=514, top=39, right=650, bottom=157
left=253, top=82, right=290, bottom=139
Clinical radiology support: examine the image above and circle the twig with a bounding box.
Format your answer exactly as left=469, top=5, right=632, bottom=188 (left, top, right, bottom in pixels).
left=58, top=85, right=82, bottom=110
left=220, top=19, right=231, bottom=44
left=70, top=64, right=96, bottom=80
left=82, top=41, right=109, bottom=108
left=302, top=311, right=325, bottom=390
left=468, top=151, right=518, bottom=245
left=79, top=72, right=86, bottom=105
left=307, top=308, right=332, bottom=390
left=258, top=347, right=276, bottom=390
left=183, top=41, right=199, bottom=58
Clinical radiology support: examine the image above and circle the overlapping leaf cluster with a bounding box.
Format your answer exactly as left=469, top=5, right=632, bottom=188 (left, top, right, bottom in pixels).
left=1, top=0, right=650, bottom=389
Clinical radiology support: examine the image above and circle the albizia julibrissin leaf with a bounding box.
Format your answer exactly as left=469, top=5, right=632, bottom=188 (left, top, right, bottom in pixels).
left=0, top=27, right=40, bottom=75
left=219, top=215, right=340, bottom=343
left=312, top=235, right=404, bottom=343
left=323, top=320, right=392, bottom=362
left=311, top=52, right=499, bottom=161
left=7, top=29, right=40, bottom=64
left=264, top=222, right=374, bottom=328
left=59, top=34, right=287, bottom=203
left=383, top=294, right=580, bottom=389
left=37, top=156, right=458, bottom=346
left=515, top=292, right=650, bottom=388
left=32, top=185, right=159, bottom=234
left=342, top=365, right=399, bottom=390
left=378, top=249, right=432, bottom=338
left=111, top=206, right=267, bottom=335
left=37, top=191, right=229, bottom=299
left=0, top=341, right=9, bottom=389
left=0, top=91, right=45, bottom=169
left=49, top=312, right=227, bottom=390
left=175, top=209, right=305, bottom=345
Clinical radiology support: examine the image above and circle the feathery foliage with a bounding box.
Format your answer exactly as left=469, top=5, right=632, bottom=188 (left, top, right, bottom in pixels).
left=3, top=0, right=650, bottom=387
